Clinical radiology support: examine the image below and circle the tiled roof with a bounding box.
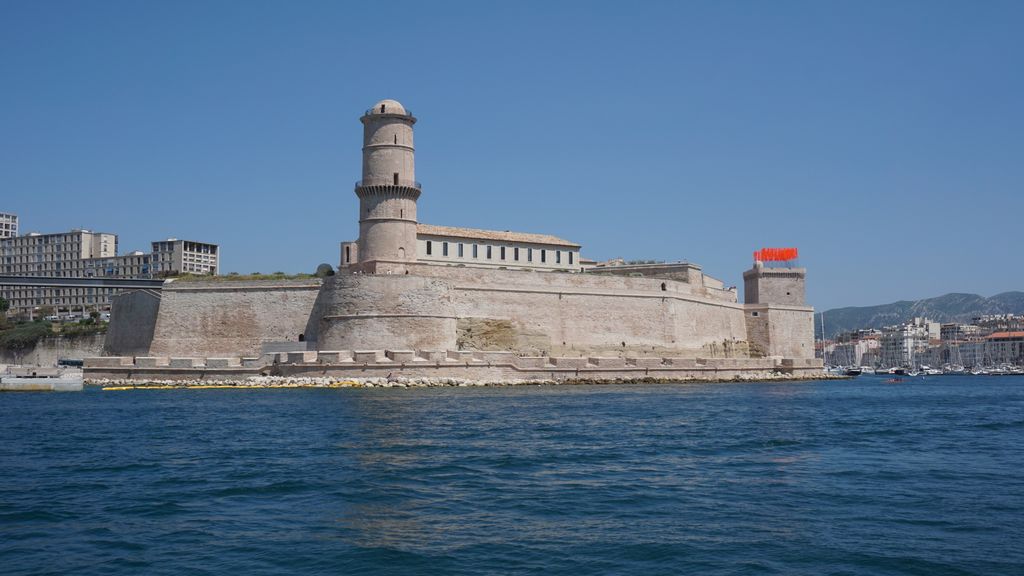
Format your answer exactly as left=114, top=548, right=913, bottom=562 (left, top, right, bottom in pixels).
left=985, top=331, right=1024, bottom=340
left=417, top=224, right=580, bottom=248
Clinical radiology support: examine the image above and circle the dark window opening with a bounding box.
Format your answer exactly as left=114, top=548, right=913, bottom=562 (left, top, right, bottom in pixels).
left=527, top=248, right=533, bottom=262
left=443, top=242, right=449, bottom=257
left=381, top=104, right=386, bottom=113
left=569, top=252, right=574, bottom=265
left=298, top=334, right=305, bottom=342
left=556, top=251, right=561, bottom=264
left=345, top=246, right=351, bottom=263
left=661, top=283, right=667, bottom=291
left=393, top=173, right=399, bottom=185
left=751, top=311, right=759, bottom=317
left=394, top=134, right=397, bottom=144
left=487, top=245, right=493, bottom=259
left=786, top=292, right=791, bottom=296
left=473, top=244, right=478, bottom=258
left=400, top=209, right=404, bottom=219
left=458, top=243, right=464, bottom=257
left=500, top=246, right=506, bottom=260
left=426, top=241, right=432, bottom=255
left=514, top=247, right=520, bottom=261
left=541, top=249, right=546, bottom=263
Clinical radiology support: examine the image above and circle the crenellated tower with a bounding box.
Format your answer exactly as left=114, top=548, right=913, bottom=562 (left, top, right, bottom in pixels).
left=351, top=99, right=420, bottom=271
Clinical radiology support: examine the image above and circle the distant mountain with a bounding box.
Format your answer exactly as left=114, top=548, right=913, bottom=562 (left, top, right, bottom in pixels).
left=815, top=292, right=1024, bottom=339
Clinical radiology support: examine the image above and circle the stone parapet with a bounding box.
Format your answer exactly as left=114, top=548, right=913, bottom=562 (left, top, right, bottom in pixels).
left=85, top=357, right=133, bottom=368
left=550, top=357, right=587, bottom=369
left=628, top=357, right=665, bottom=368
left=386, top=350, right=417, bottom=363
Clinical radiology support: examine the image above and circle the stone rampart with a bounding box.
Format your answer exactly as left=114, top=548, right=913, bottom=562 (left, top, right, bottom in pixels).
left=101, top=264, right=814, bottom=362
left=744, top=304, right=816, bottom=359
left=317, top=273, right=457, bottom=351
left=145, top=279, right=322, bottom=357
left=405, top=264, right=750, bottom=357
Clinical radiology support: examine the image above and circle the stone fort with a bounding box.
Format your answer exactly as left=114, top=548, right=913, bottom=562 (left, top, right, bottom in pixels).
left=101, top=99, right=818, bottom=378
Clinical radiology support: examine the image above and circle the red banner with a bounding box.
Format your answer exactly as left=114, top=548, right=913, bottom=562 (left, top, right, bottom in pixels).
left=753, top=247, right=798, bottom=262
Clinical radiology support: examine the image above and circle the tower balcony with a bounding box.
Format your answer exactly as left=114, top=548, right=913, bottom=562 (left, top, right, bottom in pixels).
left=363, top=107, right=414, bottom=118
left=355, top=180, right=421, bottom=190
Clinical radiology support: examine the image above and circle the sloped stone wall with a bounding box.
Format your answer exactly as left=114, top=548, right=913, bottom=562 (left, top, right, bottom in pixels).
left=147, top=280, right=322, bottom=357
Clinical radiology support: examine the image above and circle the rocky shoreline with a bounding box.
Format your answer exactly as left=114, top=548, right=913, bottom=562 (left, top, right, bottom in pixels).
left=90, top=372, right=842, bottom=390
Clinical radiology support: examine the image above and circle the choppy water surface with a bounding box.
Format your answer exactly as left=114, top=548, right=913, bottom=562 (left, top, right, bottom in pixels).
left=2, top=376, right=1023, bottom=575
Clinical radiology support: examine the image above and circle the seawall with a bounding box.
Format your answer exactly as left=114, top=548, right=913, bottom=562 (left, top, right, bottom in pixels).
left=85, top=350, right=824, bottom=383
left=0, top=334, right=105, bottom=367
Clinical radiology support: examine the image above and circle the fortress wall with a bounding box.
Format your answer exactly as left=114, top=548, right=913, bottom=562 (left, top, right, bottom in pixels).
left=317, top=274, right=457, bottom=351
left=147, top=280, right=322, bottom=357
left=764, top=306, right=816, bottom=359
left=745, top=304, right=815, bottom=359
left=0, top=334, right=105, bottom=366
left=407, top=264, right=749, bottom=357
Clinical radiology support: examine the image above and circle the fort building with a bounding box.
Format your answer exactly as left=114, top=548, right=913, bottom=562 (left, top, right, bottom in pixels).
left=97, top=99, right=819, bottom=380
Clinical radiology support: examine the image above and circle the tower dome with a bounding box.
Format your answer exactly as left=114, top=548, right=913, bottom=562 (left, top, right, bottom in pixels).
left=368, top=99, right=408, bottom=116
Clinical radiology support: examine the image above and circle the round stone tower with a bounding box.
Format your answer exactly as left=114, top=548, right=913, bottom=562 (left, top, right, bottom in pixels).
left=355, top=99, right=419, bottom=270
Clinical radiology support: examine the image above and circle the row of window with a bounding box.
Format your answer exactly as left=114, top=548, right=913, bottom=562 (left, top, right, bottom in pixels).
left=424, top=240, right=574, bottom=265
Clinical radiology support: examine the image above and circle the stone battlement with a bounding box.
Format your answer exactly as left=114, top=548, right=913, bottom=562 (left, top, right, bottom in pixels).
left=84, top=351, right=823, bottom=383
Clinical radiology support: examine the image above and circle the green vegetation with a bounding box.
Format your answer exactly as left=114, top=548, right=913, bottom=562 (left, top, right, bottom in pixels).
left=315, top=263, right=335, bottom=278
left=60, top=319, right=108, bottom=338
left=0, top=321, right=54, bottom=350
left=0, top=317, right=109, bottom=351
left=172, top=272, right=317, bottom=282
left=172, top=264, right=338, bottom=282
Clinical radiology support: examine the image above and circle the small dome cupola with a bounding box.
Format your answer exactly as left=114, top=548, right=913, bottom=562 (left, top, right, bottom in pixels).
left=368, top=99, right=408, bottom=116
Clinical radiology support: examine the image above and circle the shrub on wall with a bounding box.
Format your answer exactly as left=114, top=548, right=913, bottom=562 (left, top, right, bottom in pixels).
left=0, top=322, right=54, bottom=351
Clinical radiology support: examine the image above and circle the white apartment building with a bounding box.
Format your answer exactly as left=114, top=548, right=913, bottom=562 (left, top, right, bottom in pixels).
left=151, top=239, right=219, bottom=276
left=1, top=230, right=117, bottom=276
left=879, top=318, right=939, bottom=368
left=1, top=230, right=218, bottom=314
left=0, top=212, right=17, bottom=240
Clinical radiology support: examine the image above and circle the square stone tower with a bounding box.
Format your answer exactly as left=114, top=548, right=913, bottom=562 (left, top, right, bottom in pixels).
left=743, top=261, right=806, bottom=305
left=742, top=257, right=815, bottom=360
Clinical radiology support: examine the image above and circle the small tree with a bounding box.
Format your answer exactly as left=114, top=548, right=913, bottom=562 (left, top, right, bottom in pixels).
left=315, top=263, right=335, bottom=278
left=0, top=296, right=9, bottom=315
left=37, top=305, right=56, bottom=319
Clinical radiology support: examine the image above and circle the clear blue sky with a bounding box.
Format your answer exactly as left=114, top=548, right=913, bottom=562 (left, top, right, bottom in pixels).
left=2, top=1, right=1021, bottom=310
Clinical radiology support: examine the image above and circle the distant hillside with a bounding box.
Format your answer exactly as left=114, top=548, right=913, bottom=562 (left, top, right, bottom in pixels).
left=815, top=292, right=1024, bottom=339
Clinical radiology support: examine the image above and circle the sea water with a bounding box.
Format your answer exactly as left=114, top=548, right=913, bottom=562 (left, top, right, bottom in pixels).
left=1, top=376, right=1022, bottom=575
